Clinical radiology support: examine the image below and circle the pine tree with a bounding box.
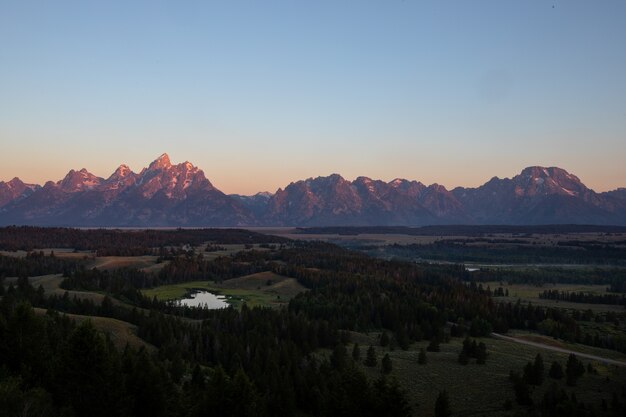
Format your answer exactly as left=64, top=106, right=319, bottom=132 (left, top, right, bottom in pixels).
left=427, top=338, right=440, bottom=352
left=434, top=390, right=451, bottom=417
left=565, top=354, right=584, bottom=386
left=382, top=354, right=392, bottom=374
left=475, top=342, right=487, bottom=364
left=549, top=361, right=563, bottom=379
left=352, top=343, right=361, bottom=362
left=462, top=337, right=472, bottom=355
left=365, top=346, right=377, bottom=367
left=418, top=348, right=427, bottom=365
left=229, top=368, right=260, bottom=417
left=331, top=343, right=347, bottom=370
left=510, top=371, right=533, bottom=406
left=380, top=331, right=390, bottom=347
left=533, top=354, right=544, bottom=385
left=523, top=362, right=534, bottom=383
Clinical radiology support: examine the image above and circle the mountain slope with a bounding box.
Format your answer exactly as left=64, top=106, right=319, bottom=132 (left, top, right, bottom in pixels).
left=0, top=154, right=255, bottom=226
left=0, top=159, right=624, bottom=226
left=452, top=166, right=621, bottom=224
left=0, top=178, right=40, bottom=207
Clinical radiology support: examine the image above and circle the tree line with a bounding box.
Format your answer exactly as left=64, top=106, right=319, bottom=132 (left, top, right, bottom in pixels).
left=0, top=226, right=288, bottom=253
left=539, top=289, right=626, bottom=307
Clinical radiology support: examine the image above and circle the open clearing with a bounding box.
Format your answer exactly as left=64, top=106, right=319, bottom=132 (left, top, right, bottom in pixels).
left=33, top=307, right=154, bottom=352
left=197, top=243, right=276, bottom=260
left=257, top=228, right=626, bottom=248
left=349, top=332, right=626, bottom=417
left=5, top=274, right=134, bottom=308
left=142, top=271, right=306, bottom=308
left=0, top=248, right=92, bottom=259
left=88, top=255, right=164, bottom=272
left=492, top=332, right=626, bottom=367
left=485, top=281, right=625, bottom=313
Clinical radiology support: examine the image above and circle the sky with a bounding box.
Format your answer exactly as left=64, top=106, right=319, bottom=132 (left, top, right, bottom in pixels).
left=1, top=0, right=625, bottom=194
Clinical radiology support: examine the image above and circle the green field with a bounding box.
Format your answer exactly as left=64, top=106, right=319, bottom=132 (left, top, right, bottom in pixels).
left=142, top=271, right=307, bottom=308
left=504, top=329, right=626, bottom=362
left=33, top=307, right=155, bottom=352
left=6, top=274, right=133, bottom=308
left=88, top=255, right=165, bottom=272
left=349, top=332, right=626, bottom=417
left=485, top=281, right=626, bottom=313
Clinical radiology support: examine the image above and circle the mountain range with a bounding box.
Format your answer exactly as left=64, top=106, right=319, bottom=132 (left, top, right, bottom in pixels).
left=1, top=153, right=625, bottom=226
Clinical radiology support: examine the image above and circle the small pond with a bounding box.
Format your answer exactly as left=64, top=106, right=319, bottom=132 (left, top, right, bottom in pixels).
left=175, top=290, right=229, bottom=309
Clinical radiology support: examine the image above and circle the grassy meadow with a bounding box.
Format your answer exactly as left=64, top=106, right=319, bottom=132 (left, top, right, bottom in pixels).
left=142, top=271, right=307, bottom=308
left=350, top=332, right=626, bottom=417
left=485, top=281, right=625, bottom=314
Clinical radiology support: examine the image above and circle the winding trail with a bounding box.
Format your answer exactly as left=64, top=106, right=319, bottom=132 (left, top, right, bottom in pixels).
left=491, top=332, right=626, bottom=367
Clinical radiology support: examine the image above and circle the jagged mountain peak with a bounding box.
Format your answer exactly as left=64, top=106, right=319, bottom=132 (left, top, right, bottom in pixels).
left=0, top=160, right=623, bottom=226
left=390, top=178, right=404, bottom=185
left=58, top=168, right=103, bottom=192
left=388, top=178, right=426, bottom=198
left=513, top=166, right=588, bottom=198
left=6, top=177, right=25, bottom=187
left=148, top=153, right=172, bottom=171
left=0, top=177, right=40, bottom=207
left=521, top=166, right=570, bottom=178
left=426, top=183, right=450, bottom=193
left=516, top=166, right=583, bottom=186
left=388, top=178, right=424, bottom=186
left=303, top=173, right=346, bottom=184
left=111, top=164, right=132, bottom=176
left=103, top=164, right=138, bottom=192
left=353, top=177, right=388, bottom=195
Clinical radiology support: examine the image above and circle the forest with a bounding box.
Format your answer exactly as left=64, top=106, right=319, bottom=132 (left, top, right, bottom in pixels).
left=0, top=226, right=288, bottom=254
left=297, top=225, right=626, bottom=236
left=1, top=229, right=625, bottom=416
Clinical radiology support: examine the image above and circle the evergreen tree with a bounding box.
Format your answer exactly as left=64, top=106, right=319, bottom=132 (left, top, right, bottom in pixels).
left=565, top=354, right=585, bottom=386
left=549, top=361, right=563, bottom=379
left=372, top=377, right=412, bottom=417
left=475, top=342, right=487, bottom=365
left=462, top=337, right=472, bottom=355
left=382, top=354, right=392, bottom=374
left=380, top=331, right=390, bottom=347
left=427, top=338, right=440, bottom=352
left=331, top=343, right=348, bottom=370
left=58, top=321, right=123, bottom=417
left=434, top=390, right=451, bottom=417
left=352, top=343, right=361, bottom=362
left=418, top=348, right=427, bottom=365
left=523, top=362, right=534, bottom=384
left=365, top=346, right=378, bottom=367
left=522, top=354, right=545, bottom=386
left=532, top=354, right=544, bottom=385
left=510, top=371, right=533, bottom=406
left=229, top=368, right=260, bottom=417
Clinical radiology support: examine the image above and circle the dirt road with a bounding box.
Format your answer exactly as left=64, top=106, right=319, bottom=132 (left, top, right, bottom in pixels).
left=492, top=332, right=626, bottom=367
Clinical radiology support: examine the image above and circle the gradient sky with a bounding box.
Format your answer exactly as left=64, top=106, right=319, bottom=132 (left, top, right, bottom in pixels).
left=1, top=1, right=625, bottom=194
